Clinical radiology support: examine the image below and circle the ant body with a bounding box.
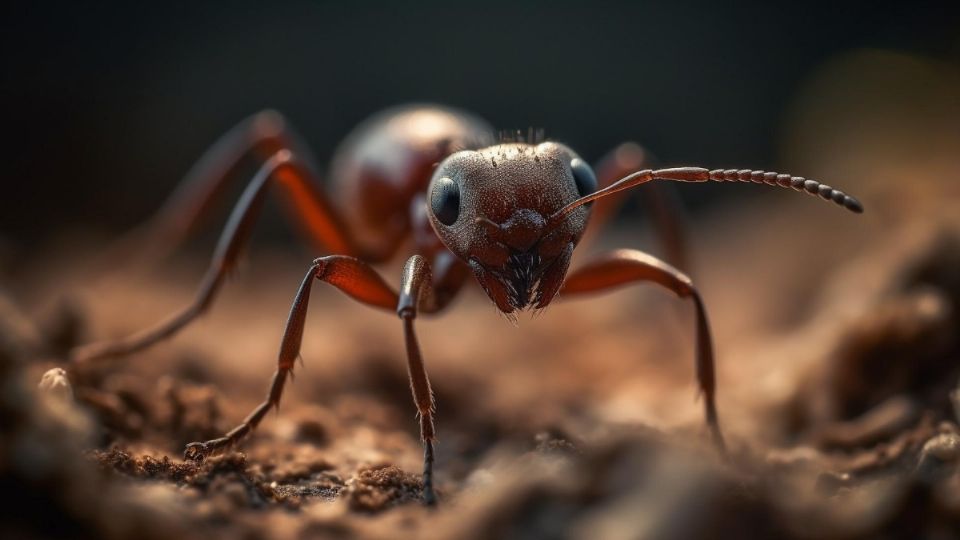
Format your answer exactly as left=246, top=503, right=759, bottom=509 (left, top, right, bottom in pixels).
left=72, top=104, right=863, bottom=504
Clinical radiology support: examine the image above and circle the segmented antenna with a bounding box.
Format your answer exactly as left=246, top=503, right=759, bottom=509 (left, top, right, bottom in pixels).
left=707, top=168, right=863, bottom=213
left=547, top=166, right=863, bottom=229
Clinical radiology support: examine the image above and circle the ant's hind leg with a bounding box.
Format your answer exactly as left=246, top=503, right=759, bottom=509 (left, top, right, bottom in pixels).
left=72, top=151, right=359, bottom=364
left=560, top=248, right=725, bottom=453
left=115, top=111, right=331, bottom=263
left=184, top=256, right=397, bottom=460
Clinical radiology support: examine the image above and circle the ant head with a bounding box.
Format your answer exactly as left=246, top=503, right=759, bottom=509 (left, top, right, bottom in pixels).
left=426, top=142, right=596, bottom=314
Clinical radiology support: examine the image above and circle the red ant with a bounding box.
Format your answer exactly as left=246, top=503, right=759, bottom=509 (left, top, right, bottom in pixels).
left=71, top=104, right=863, bottom=504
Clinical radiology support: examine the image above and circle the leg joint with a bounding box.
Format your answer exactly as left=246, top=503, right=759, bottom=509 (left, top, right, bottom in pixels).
left=250, top=109, right=288, bottom=139
left=309, top=258, right=330, bottom=278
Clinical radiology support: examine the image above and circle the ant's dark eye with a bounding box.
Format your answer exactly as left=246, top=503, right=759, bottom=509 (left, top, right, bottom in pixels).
left=430, top=177, right=461, bottom=226
left=570, top=158, right=597, bottom=198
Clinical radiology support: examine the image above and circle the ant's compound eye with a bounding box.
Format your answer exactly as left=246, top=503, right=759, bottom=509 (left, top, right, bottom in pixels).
left=570, top=158, right=597, bottom=198
left=430, top=176, right=461, bottom=226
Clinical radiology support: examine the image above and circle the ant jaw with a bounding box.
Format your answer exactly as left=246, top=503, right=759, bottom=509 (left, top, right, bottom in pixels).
left=534, top=242, right=573, bottom=309
left=468, top=242, right=574, bottom=314
left=468, top=259, right=515, bottom=314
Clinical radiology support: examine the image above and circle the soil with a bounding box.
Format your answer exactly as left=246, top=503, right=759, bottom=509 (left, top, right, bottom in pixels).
left=2, top=149, right=960, bottom=539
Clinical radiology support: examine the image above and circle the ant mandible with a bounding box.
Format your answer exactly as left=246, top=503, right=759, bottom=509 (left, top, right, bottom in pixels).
left=71, top=104, right=863, bottom=505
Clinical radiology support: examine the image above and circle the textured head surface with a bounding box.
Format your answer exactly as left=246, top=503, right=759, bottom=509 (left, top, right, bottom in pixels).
left=426, top=142, right=593, bottom=313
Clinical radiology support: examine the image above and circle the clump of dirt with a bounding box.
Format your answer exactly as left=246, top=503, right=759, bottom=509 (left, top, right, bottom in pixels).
left=794, top=228, right=960, bottom=453
left=92, top=447, right=200, bottom=482
left=345, top=464, right=425, bottom=512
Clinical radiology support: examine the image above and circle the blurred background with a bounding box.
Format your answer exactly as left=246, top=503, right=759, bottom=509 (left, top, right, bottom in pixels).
left=2, top=0, right=958, bottom=254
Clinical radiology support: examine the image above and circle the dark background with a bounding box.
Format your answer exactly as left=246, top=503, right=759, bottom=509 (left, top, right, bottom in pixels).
left=2, top=1, right=958, bottom=252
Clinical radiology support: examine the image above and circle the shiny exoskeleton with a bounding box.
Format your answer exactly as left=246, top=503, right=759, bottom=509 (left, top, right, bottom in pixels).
left=71, top=104, right=863, bottom=505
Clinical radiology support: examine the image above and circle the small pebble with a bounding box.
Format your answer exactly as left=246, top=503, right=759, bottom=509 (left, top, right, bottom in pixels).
left=916, top=432, right=960, bottom=479
left=920, top=433, right=960, bottom=463
left=38, top=367, right=73, bottom=400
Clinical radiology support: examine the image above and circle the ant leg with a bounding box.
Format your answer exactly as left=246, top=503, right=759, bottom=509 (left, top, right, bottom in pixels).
left=397, top=255, right=441, bottom=505
left=184, top=256, right=397, bottom=460
left=114, top=110, right=366, bottom=263
left=72, top=151, right=356, bottom=363
left=588, top=143, right=690, bottom=270
left=560, top=248, right=725, bottom=453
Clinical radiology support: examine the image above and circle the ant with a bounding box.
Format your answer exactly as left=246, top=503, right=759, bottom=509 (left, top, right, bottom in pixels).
left=71, top=104, right=863, bottom=505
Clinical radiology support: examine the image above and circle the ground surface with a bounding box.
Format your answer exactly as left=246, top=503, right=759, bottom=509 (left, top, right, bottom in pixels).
left=4, top=183, right=959, bottom=539
left=3, top=71, right=960, bottom=538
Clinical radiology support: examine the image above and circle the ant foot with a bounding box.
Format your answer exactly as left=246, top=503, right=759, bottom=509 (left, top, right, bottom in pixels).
left=184, top=438, right=229, bottom=462
left=183, top=442, right=212, bottom=462
left=422, top=486, right=437, bottom=507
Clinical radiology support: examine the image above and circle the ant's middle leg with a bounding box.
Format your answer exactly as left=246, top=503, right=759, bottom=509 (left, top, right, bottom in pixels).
left=560, top=248, right=725, bottom=453
left=183, top=255, right=397, bottom=459
left=72, top=151, right=358, bottom=363
left=588, top=143, right=690, bottom=271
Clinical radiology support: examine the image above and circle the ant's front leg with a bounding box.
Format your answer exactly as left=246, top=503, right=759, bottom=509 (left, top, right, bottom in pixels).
left=395, top=253, right=469, bottom=505
left=560, top=248, right=725, bottom=453
left=184, top=255, right=397, bottom=459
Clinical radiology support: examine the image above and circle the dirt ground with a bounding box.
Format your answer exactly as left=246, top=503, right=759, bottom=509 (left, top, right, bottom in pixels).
left=3, top=65, right=960, bottom=538
left=3, top=179, right=958, bottom=539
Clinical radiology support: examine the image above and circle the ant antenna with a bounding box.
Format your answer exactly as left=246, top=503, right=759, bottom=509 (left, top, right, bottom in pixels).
left=547, top=167, right=863, bottom=229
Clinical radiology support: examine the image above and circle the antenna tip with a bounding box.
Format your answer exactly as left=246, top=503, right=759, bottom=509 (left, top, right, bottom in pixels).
left=844, top=195, right=864, bottom=214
